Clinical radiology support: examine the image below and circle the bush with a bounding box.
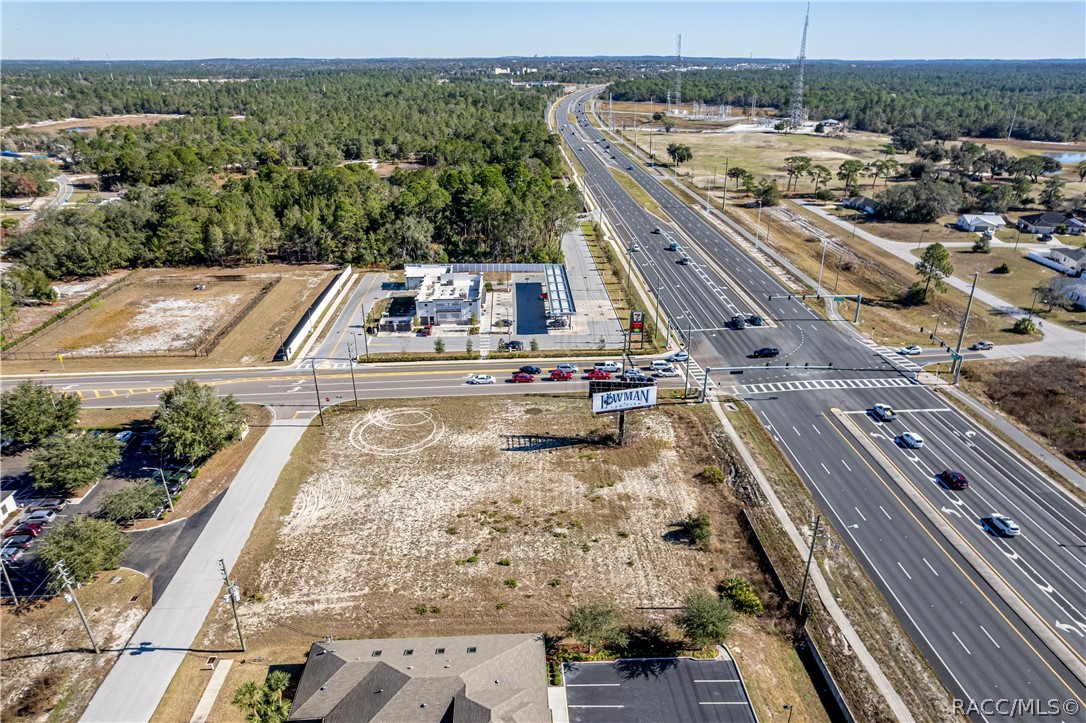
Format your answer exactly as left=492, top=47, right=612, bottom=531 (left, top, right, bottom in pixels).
left=504, top=579, right=518, bottom=589
left=530, top=338, right=539, bottom=351
left=565, top=601, right=627, bottom=654
left=676, top=589, right=737, bottom=648
left=972, top=237, right=992, bottom=253
left=1012, top=318, right=1036, bottom=335
left=696, top=466, right=726, bottom=485
left=814, top=187, right=835, bottom=201
left=719, top=576, right=764, bottom=615
left=680, top=511, right=711, bottom=549
left=992, top=263, right=1011, bottom=274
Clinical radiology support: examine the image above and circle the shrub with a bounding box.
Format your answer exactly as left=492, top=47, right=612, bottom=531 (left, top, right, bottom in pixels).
left=814, top=187, right=835, bottom=201
left=530, top=339, right=539, bottom=351
left=680, top=511, right=712, bottom=549
left=504, top=579, right=518, bottom=589
left=414, top=604, right=429, bottom=615
left=565, top=601, right=627, bottom=654
left=434, top=338, right=446, bottom=354
left=1012, top=318, right=1036, bottom=335
left=992, top=263, right=1011, bottom=274
left=676, top=589, right=737, bottom=648
left=719, top=576, right=764, bottom=615
left=548, top=578, right=563, bottom=587
left=497, top=557, right=511, bottom=566
left=972, top=237, right=992, bottom=253
left=696, top=466, right=726, bottom=485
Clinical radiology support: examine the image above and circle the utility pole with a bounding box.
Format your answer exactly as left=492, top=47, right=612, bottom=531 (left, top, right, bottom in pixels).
left=815, top=239, right=828, bottom=297
left=797, top=515, right=821, bottom=620
left=55, top=561, right=99, bottom=654
left=952, top=273, right=978, bottom=385
left=218, top=559, right=246, bottom=652
left=721, top=158, right=729, bottom=209
left=142, top=466, right=174, bottom=513
left=347, top=344, right=359, bottom=409
left=754, top=200, right=763, bottom=251
left=2, top=559, right=18, bottom=605
left=311, top=362, right=325, bottom=426
left=699, top=368, right=712, bottom=403
left=683, top=319, right=693, bottom=398
left=653, top=266, right=662, bottom=343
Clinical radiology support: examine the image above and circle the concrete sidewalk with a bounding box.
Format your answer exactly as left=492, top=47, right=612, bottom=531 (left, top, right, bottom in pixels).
left=82, top=420, right=310, bottom=723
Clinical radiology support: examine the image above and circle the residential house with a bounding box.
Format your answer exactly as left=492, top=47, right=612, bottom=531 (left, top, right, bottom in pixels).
left=841, top=196, right=877, bottom=215
left=1049, top=247, right=1086, bottom=275
left=956, top=213, right=1007, bottom=233
left=1016, top=211, right=1068, bottom=235
left=288, top=633, right=550, bottom=722
left=1065, top=218, right=1086, bottom=236
left=0, top=490, right=18, bottom=518
left=1055, top=279, right=1086, bottom=310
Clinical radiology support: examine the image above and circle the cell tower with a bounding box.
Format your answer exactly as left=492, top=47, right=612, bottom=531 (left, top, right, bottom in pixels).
left=788, top=3, right=811, bottom=130
left=674, top=34, right=682, bottom=115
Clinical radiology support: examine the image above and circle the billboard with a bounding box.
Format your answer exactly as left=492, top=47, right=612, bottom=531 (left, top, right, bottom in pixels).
left=592, top=385, right=658, bottom=414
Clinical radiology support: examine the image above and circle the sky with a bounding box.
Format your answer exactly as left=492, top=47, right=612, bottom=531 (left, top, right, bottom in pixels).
left=2, top=1, right=1083, bottom=61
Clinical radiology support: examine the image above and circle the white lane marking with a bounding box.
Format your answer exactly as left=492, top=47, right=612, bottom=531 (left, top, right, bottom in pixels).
left=812, top=423, right=822, bottom=435
left=820, top=462, right=831, bottom=475
left=698, top=702, right=748, bottom=706
left=879, top=506, right=892, bottom=520
left=792, top=425, right=801, bottom=436
left=923, top=558, right=940, bottom=577
left=979, top=626, right=1000, bottom=649
left=694, top=679, right=739, bottom=683
left=854, top=507, right=867, bottom=522
left=841, top=459, right=852, bottom=472
left=952, top=632, right=972, bottom=655
left=897, top=561, right=913, bottom=580
left=568, top=705, right=626, bottom=708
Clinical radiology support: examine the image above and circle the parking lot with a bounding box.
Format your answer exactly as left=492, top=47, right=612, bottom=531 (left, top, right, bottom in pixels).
left=564, top=657, right=757, bottom=723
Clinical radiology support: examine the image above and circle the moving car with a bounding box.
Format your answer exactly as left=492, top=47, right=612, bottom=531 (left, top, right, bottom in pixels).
left=518, top=365, right=542, bottom=375
left=652, top=227, right=662, bottom=234
left=587, top=369, right=612, bottom=380
left=655, top=367, right=680, bottom=378
left=648, top=360, right=673, bottom=371
left=747, top=314, right=764, bottom=326
left=668, top=241, right=679, bottom=251
left=678, top=256, right=691, bottom=265
left=872, top=403, right=897, bottom=422
left=630, top=244, right=641, bottom=252
left=556, top=363, right=579, bottom=373
left=621, top=369, right=649, bottom=381
left=549, top=369, right=573, bottom=381
left=970, top=340, right=994, bottom=351
left=752, top=347, right=779, bottom=358
left=937, top=469, right=969, bottom=490
left=594, top=361, right=621, bottom=372
left=666, top=350, right=689, bottom=362
left=897, top=345, right=923, bottom=355
left=4, top=523, right=43, bottom=538
left=731, top=315, right=747, bottom=330
left=988, top=513, right=1020, bottom=537
left=899, top=432, right=924, bottom=449
left=510, top=373, right=535, bottom=383
left=468, top=374, right=495, bottom=385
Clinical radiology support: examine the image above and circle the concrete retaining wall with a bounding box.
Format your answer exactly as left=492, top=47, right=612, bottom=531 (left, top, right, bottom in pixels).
left=275, top=265, right=352, bottom=361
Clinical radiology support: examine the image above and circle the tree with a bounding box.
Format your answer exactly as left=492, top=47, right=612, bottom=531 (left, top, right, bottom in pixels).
left=753, top=179, right=782, bottom=207
left=837, top=160, right=866, bottom=195
left=807, top=164, right=832, bottom=192
left=891, top=124, right=933, bottom=152
left=972, top=237, right=992, bottom=254
left=434, top=338, right=445, bottom=353
left=233, top=681, right=263, bottom=718
left=36, top=516, right=129, bottom=593
left=265, top=671, right=292, bottom=702
left=1010, top=155, right=1047, bottom=183
left=915, top=243, right=955, bottom=302
left=99, top=481, right=166, bottom=522
left=675, top=589, right=737, bottom=648
left=30, top=433, right=121, bottom=494
left=1, top=380, right=81, bottom=447
left=565, top=602, right=627, bottom=654
left=868, top=158, right=900, bottom=187
left=783, top=155, right=812, bottom=191
left=1040, top=177, right=1065, bottom=211
left=666, top=143, right=692, bottom=167
left=1078, top=160, right=1086, bottom=183
left=651, top=111, right=665, bottom=122
left=726, top=166, right=750, bottom=190
left=465, top=337, right=473, bottom=354
left=152, top=379, right=246, bottom=464
left=661, top=117, right=675, bottom=133
left=875, top=180, right=964, bottom=224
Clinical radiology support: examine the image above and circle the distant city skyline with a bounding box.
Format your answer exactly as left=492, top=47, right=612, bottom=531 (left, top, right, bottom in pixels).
left=2, top=2, right=1083, bottom=62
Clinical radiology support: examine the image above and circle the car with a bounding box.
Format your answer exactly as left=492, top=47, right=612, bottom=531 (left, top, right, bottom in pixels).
left=1, top=546, right=26, bottom=564
left=621, top=369, right=648, bottom=380
left=747, top=314, right=764, bottom=326
left=115, top=430, right=134, bottom=443
left=1038, top=233, right=1054, bottom=242
left=666, top=350, right=689, bottom=362
left=496, top=319, right=514, bottom=327
left=22, top=510, right=56, bottom=525
left=655, top=367, right=680, bottom=378
left=594, top=360, right=621, bottom=372
left=872, top=403, right=897, bottom=422
left=503, top=340, right=524, bottom=353
left=518, top=365, right=542, bottom=375
left=731, top=315, right=747, bottom=330
left=988, top=513, right=1020, bottom=537
left=627, top=165, right=633, bottom=170
left=4, top=523, right=43, bottom=538
left=549, top=369, right=573, bottom=381
left=630, top=244, right=640, bottom=252
left=587, top=369, right=612, bottom=380
left=17, top=205, right=31, bottom=211
left=899, top=432, right=924, bottom=449
left=648, top=360, right=673, bottom=371
left=752, top=347, right=780, bottom=358
left=33, top=500, right=66, bottom=512
left=668, top=241, right=679, bottom=251
left=937, top=469, right=969, bottom=490
left=898, top=345, right=923, bottom=355
left=556, top=363, right=579, bottom=373
left=970, top=340, right=994, bottom=351
left=469, top=374, right=495, bottom=385
left=652, top=227, right=662, bottom=234
left=3, top=535, right=34, bottom=549
left=510, top=372, right=535, bottom=383
left=677, top=256, right=691, bottom=265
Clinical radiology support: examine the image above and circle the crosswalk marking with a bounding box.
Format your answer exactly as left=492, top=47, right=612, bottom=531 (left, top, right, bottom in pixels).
left=741, top=377, right=916, bottom=395
left=859, top=338, right=923, bottom=371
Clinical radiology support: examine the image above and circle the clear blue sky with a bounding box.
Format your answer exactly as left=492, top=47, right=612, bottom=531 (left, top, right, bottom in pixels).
left=3, top=2, right=1083, bottom=61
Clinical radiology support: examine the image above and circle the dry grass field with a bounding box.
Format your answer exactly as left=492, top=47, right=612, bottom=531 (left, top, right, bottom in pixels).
left=3, top=114, right=182, bottom=134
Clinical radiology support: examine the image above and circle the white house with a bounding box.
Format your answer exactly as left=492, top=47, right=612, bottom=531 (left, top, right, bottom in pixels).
left=1049, top=247, right=1086, bottom=275
left=1058, top=280, right=1086, bottom=310
left=956, top=213, right=1007, bottom=233
left=405, top=265, right=484, bottom=326
left=842, top=196, right=877, bottom=214
left=0, top=490, right=18, bottom=519
left=1066, top=218, right=1086, bottom=236
left=1016, top=211, right=1067, bottom=234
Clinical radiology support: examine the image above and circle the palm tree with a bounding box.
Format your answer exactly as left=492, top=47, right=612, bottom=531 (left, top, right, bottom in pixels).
left=265, top=670, right=292, bottom=702
left=233, top=681, right=263, bottom=718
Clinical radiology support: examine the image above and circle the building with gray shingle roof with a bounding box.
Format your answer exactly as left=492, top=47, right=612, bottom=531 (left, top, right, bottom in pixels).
left=288, top=633, right=550, bottom=722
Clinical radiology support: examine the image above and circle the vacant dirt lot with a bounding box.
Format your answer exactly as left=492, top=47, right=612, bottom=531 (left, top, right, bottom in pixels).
left=5, top=114, right=183, bottom=134
left=1, top=271, right=130, bottom=342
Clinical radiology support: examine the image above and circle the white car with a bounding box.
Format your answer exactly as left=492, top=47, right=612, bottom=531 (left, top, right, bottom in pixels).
left=649, top=360, right=673, bottom=371
left=666, top=350, right=689, bottom=362
left=899, top=432, right=924, bottom=449
left=468, top=374, right=495, bottom=385
left=872, top=404, right=897, bottom=422
left=897, top=345, right=923, bottom=356
left=655, top=367, right=680, bottom=378
left=630, top=245, right=641, bottom=252
left=594, top=361, right=621, bottom=373
left=22, top=510, right=56, bottom=525
left=988, top=513, right=1021, bottom=537
left=556, top=363, right=579, bottom=374
left=115, top=430, right=134, bottom=443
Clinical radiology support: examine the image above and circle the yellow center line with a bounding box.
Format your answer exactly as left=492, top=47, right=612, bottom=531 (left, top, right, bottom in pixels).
left=820, top=411, right=1085, bottom=703
left=328, top=273, right=381, bottom=361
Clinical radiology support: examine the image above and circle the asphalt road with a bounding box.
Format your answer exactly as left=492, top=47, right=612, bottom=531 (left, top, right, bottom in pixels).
left=558, top=89, right=1085, bottom=718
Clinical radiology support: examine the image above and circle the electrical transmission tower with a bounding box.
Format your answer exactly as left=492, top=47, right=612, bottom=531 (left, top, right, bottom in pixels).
left=674, top=34, right=682, bottom=115
left=788, top=3, right=811, bottom=131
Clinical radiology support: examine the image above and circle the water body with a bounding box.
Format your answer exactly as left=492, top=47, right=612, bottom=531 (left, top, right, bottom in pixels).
left=1043, top=151, right=1086, bottom=165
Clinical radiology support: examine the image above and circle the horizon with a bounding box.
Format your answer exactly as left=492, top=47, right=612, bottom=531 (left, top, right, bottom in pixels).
left=3, top=55, right=1083, bottom=63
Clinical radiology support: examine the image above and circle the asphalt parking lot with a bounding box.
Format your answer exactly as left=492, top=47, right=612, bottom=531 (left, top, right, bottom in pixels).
left=515, top=281, right=548, bottom=335
left=564, top=657, right=756, bottom=723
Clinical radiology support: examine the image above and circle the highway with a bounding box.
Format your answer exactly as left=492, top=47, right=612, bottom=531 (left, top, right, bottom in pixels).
left=558, top=88, right=1085, bottom=719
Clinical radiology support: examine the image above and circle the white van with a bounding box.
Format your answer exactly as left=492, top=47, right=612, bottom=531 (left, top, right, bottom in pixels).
left=649, top=360, right=673, bottom=371
left=594, top=361, right=621, bottom=373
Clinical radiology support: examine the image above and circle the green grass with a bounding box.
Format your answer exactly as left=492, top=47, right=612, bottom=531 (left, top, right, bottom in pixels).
left=607, top=167, right=663, bottom=218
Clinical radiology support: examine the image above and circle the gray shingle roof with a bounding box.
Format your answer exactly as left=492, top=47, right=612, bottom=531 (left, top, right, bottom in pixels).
left=1019, top=211, right=1068, bottom=226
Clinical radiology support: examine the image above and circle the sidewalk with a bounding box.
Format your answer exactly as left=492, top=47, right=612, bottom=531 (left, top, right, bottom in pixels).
left=800, top=202, right=1086, bottom=360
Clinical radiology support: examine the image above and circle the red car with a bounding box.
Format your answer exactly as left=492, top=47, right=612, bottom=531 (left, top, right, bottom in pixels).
left=587, top=369, right=612, bottom=380
left=549, top=369, right=573, bottom=381
left=511, top=372, right=535, bottom=383
left=4, top=523, right=43, bottom=538
left=937, top=469, right=969, bottom=490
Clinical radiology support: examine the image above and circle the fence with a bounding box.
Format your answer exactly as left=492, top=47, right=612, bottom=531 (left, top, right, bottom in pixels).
left=194, top=279, right=279, bottom=356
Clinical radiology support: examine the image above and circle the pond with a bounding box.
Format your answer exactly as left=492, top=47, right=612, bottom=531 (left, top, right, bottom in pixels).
left=1043, top=151, right=1086, bottom=165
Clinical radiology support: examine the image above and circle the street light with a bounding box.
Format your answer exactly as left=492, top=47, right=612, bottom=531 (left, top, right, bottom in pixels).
left=754, top=199, right=763, bottom=251
left=916, top=228, right=930, bottom=250
left=142, top=466, right=175, bottom=513
left=784, top=705, right=794, bottom=723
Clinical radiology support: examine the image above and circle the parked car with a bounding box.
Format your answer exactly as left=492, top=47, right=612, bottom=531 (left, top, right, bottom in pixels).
left=988, top=513, right=1020, bottom=537
left=22, top=510, right=56, bottom=525
left=3, top=535, right=34, bottom=549
left=648, top=360, right=673, bottom=371
left=731, top=315, right=747, bottom=330
left=549, top=369, right=573, bottom=381
left=872, top=404, right=897, bottom=422
left=594, top=361, right=622, bottom=372
left=587, top=369, right=612, bottom=380
left=115, top=430, right=134, bottom=443
left=747, top=315, right=764, bottom=326
left=752, top=347, right=780, bottom=358
left=33, top=500, right=67, bottom=512
left=503, top=340, right=524, bottom=352
left=4, top=523, right=43, bottom=538
left=556, top=363, right=579, bottom=374
left=518, top=365, right=542, bottom=375
left=970, top=340, right=994, bottom=351
left=898, top=345, right=923, bottom=355
left=666, top=350, right=689, bottom=362
left=1, top=546, right=26, bottom=564
left=510, top=372, right=535, bottom=383
left=899, top=432, right=924, bottom=449
left=937, top=470, right=969, bottom=490
left=468, top=375, right=495, bottom=385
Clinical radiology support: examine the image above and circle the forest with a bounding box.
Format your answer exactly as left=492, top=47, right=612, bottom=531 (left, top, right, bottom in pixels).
left=1, top=71, right=582, bottom=280
left=610, top=61, right=1086, bottom=142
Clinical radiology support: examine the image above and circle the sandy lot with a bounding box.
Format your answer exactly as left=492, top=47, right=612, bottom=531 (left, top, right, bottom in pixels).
left=4, top=114, right=183, bottom=134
